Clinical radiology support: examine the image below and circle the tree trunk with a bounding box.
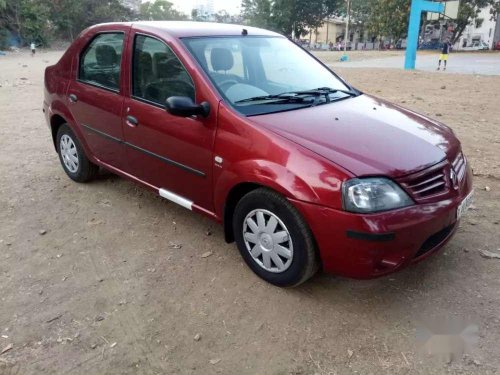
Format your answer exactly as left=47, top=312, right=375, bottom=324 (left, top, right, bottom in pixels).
left=452, top=25, right=466, bottom=45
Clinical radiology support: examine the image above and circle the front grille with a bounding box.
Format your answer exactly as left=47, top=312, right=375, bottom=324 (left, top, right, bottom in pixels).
left=397, top=150, right=467, bottom=204
left=398, top=161, right=449, bottom=202
left=414, top=224, right=455, bottom=258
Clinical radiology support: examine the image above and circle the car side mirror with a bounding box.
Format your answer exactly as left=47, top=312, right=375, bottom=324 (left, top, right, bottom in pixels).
left=165, top=96, right=210, bottom=118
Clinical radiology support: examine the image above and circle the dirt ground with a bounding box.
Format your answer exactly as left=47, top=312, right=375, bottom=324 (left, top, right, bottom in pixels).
left=1, top=49, right=499, bottom=375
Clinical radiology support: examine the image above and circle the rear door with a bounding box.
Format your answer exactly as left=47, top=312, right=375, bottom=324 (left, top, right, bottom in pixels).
left=67, top=30, right=127, bottom=169
left=121, top=33, right=217, bottom=211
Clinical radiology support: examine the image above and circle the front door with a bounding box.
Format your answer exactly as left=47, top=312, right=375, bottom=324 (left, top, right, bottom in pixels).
left=67, top=32, right=126, bottom=169
left=122, top=33, right=216, bottom=211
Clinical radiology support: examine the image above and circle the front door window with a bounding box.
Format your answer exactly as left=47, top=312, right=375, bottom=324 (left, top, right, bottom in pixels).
left=132, top=35, right=195, bottom=106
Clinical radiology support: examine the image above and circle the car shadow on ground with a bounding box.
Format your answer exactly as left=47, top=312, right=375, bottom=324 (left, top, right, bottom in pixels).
left=83, top=168, right=470, bottom=321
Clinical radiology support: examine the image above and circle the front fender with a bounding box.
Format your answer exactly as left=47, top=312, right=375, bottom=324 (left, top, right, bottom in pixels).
left=214, top=159, right=320, bottom=217
left=213, top=153, right=348, bottom=219
left=213, top=102, right=351, bottom=218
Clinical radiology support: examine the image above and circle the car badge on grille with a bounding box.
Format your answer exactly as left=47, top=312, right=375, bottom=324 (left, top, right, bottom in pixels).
left=450, top=168, right=459, bottom=190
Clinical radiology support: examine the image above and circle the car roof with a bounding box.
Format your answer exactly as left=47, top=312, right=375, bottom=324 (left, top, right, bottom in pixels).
left=94, top=21, right=283, bottom=39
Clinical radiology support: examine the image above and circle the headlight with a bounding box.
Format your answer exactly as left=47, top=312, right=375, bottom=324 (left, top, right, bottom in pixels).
left=342, top=177, right=414, bottom=213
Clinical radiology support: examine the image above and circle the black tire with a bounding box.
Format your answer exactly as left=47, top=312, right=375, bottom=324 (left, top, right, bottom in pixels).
left=56, top=124, right=98, bottom=182
left=233, top=188, right=319, bottom=287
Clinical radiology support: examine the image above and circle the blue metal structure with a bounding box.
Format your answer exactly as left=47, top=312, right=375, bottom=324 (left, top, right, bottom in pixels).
left=405, top=0, right=445, bottom=70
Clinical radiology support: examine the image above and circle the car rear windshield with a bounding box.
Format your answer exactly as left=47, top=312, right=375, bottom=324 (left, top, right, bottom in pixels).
left=183, top=36, right=353, bottom=116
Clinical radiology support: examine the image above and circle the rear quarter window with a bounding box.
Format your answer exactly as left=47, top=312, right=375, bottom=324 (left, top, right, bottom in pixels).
left=79, top=33, right=124, bottom=91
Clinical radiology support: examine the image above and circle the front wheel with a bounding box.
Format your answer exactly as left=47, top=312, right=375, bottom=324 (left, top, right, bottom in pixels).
left=233, top=188, right=319, bottom=287
left=56, top=124, right=98, bottom=182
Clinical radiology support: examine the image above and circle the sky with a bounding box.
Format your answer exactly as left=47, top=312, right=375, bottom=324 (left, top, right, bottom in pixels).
left=168, top=0, right=241, bottom=15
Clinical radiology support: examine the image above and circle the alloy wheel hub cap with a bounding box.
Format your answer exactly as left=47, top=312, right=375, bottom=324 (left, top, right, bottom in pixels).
left=243, top=209, right=293, bottom=273
left=60, top=134, right=79, bottom=173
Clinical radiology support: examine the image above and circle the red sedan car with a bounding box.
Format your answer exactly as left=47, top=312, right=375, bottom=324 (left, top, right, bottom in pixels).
left=44, top=22, right=473, bottom=287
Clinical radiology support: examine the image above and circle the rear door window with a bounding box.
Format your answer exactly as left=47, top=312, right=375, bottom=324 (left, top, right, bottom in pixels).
left=79, top=33, right=124, bottom=91
left=132, top=35, right=195, bottom=106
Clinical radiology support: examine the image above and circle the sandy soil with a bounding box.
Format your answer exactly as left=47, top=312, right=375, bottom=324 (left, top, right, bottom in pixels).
left=1, top=49, right=500, bottom=375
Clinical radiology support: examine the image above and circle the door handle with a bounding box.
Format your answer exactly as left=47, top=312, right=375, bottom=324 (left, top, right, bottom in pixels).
left=126, top=115, right=139, bottom=127
left=68, top=94, right=78, bottom=103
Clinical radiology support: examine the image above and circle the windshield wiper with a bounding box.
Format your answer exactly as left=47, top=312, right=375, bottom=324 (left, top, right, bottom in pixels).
left=234, top=87, right=357, bottom=105
left=288, top=87, right=358, bottom=101
left=235, top=94, right=316, bottom=105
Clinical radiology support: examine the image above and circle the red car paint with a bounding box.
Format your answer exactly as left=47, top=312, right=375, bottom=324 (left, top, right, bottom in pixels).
left=44, top=22, right=473, bottom=279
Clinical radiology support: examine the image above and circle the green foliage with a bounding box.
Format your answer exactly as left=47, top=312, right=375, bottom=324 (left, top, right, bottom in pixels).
left=0, top=27, right=8, bottom=49
left=50, top=0, right=132, bottom=41
left=241, top=0, right=409, bottom=40
left=336, top=0, right=374, bottom=26
left=490, top=0, right=500, bottom=19
left=451, top=0, right=491, bottom=44
left=0, top=0, right=132, bottom=46
left=366, top=0, right=410, bottom=41
left=140, top=0, right=187, bottom=21
left=0, top=0, right=52, bottom=45
left=20, top=0, right=52, bottom=45
left=241, top=0, right=341, bottom=37
left=241, top=0, right=273, bottom=29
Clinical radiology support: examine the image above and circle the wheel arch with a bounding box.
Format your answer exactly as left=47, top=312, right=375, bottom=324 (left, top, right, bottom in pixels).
left=50, top=114, right=67, bottom=150
left=217, top=160, right=323, bottom=244
left=48, top=105, right=93, bottom=162
left=223, top=182, right=263, bottom=243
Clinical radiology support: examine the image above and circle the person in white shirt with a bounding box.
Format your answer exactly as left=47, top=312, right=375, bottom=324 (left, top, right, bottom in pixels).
left=30, top=42, right=36, bottom=56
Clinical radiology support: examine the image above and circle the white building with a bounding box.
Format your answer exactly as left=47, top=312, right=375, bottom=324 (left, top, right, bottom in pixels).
left=195, top=0, right=215, bottom=19
left=456, top=5, right=498, bottom=50
left=122, top=0, right=141, bottom=13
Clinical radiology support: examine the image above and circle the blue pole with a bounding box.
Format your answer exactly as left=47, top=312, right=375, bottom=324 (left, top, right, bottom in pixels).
left=405, top=0, right=445, bottom=70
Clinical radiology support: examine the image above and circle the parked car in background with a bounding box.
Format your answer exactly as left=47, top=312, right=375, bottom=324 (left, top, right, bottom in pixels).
left=44, top=22, right=473, bottom=287
left=462, top=40, right=490, bottom=51
left=395, top=39, right=407, bottom=50
left=495, top=41, right=500, bottom=50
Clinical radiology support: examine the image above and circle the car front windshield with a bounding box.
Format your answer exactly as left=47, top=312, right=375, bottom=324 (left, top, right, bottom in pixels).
left=183, top=36, right=353, bottom=116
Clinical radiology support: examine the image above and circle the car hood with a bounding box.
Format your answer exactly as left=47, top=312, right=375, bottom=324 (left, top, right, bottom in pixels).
left=248, top=94, right=460, bottom=177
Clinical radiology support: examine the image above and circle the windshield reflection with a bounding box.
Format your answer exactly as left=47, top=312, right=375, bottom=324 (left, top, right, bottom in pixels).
left=184, top=36, right=351, bottom=115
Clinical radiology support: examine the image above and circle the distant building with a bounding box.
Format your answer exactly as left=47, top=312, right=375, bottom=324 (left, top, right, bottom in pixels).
left=494, top=15, right=500, bottom=48
left=456, top=6, right=498, bottom=50
left=194, top=0, right=215, bottom=20
left=123, top=0, right=141, bottom=13
left=303, top=17, right=375, bottom=50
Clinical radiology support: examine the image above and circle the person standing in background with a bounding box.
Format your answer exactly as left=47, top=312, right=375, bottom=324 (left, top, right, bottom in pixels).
left=437, top=38, right=452, bottom=71
left=30, top=41, right=36, bottom=57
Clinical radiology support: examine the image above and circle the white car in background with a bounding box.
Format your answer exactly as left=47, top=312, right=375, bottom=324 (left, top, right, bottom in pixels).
left=462, top=40, right=490, bottom=51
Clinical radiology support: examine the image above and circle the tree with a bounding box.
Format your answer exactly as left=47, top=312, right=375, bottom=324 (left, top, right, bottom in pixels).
left=48, top=0, right=132, bottom=41
left=214, top=9, right=230, bottom=23
left=336, top=0, right=374, bottom=25
left=0, top=0, right=133, bottom=45
left=450, top=0, right=491, bottom=44
left=0, top=0, right=52, bottom=45
left=489, top=0, right=500, bottom=19
left=366, top=0, right=411, bottom=43
left=0, top=27, right=8, bottom=49
left=140, top=0, right=187, bottom=21
left=241, top=0, right=341, bottom=37
left=334, top=0, right=376, bottom=42
left=191, top=8, right=199, bottom=20
left=241, top=0, right=273, bottom=29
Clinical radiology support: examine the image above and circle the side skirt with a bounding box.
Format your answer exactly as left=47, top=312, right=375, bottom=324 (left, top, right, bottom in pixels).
left=95, top=159, right=220, bottom=222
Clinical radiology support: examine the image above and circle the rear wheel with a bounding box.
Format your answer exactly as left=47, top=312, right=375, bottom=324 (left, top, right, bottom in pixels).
left=56, top=124, right=98, bottom=182
left=233, top=188, right=319, bottom=287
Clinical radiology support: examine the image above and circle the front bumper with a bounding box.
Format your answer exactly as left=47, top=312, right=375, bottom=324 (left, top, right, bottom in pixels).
left=291, top=166, right=473, bottom=279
